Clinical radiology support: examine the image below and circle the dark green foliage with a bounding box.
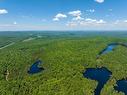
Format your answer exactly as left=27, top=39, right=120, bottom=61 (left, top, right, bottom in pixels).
left=0, top=32, right=127, bottom=95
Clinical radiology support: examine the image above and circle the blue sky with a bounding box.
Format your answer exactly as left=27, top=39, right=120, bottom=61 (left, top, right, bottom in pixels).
left=0, top=0, right=127, bottom=31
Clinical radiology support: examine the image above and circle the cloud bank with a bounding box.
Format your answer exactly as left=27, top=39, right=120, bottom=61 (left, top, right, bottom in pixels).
left=95, top=0, right=104, bottom=3
left=53, top=13, right=67, bottom=21
left=0, top=9, right=8, bottom=14
left=68, top=10, right=84, bottom=21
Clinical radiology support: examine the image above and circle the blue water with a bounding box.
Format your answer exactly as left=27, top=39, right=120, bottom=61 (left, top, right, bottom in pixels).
left=97, top=43, right=118, bottom=58
left=102, top=45, right=116, bottom=54
left=101, top=43, right=118, bottom=55
left=83, top=67, right=112, bottom=95
left=28, top=60, right=44, bottom=74
left=114, top=79, right=127, bottom=95
left=97, top=43, right=127, bottom=58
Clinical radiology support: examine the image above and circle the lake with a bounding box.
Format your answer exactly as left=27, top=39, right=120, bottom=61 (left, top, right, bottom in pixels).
left=83, top=67, right=112, bottom=95
left=114, top=79, right=127, bottom=95
left=28, top=60, right=44, bottom=74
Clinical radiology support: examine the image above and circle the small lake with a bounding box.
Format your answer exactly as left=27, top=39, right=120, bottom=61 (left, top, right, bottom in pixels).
left=28, top=60, right=44, bottom=74
left=114, top=79, right=127, bottom=95
left=83, top=67, right=112, bottom=95
left=96, top=42, right=127, bottom=59
left=101, top=44, right=117, bottom=54
left=97, top=43, right=118, bottom=59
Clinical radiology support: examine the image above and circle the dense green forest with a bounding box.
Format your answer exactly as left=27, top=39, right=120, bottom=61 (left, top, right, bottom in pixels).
left=0, top=32, right=127, bottom=95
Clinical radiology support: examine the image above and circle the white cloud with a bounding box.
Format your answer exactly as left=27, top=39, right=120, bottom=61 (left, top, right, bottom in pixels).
left=84, top=18, right=106, bottom=24
left=114, top=20, right=127, bottom=24
left=95, top=0, right=104, bottom=3
left=53, top=13, right=67, bottom=21
left=68, top=10, right=82, bottom=17
left=96, top=19, right=106, bottom=24
left=0, top=9, right=8, bottom=14
left=13, top=21, right=17, bottom=25
left=55, top=13, right=67, bottom=18
left=114, top=20, right=127, bottom=25
left=85, top=18, right=97, bottom=23
left=110, top=20, right=127, bottom=29
left=53, top=18, right=59, bottom=21
left=124, top=20, right=127, bottom=23
left=66, top=18, right=107, bottom=28
left=114, top=20, right=120, bottom=24
left=66, top=21, right=78, bottom=27
left=69, top=10, right=84, bottom=21
left=72, top=16, right=84, bottom=21
left=86, top=9, right=95, bottom=13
